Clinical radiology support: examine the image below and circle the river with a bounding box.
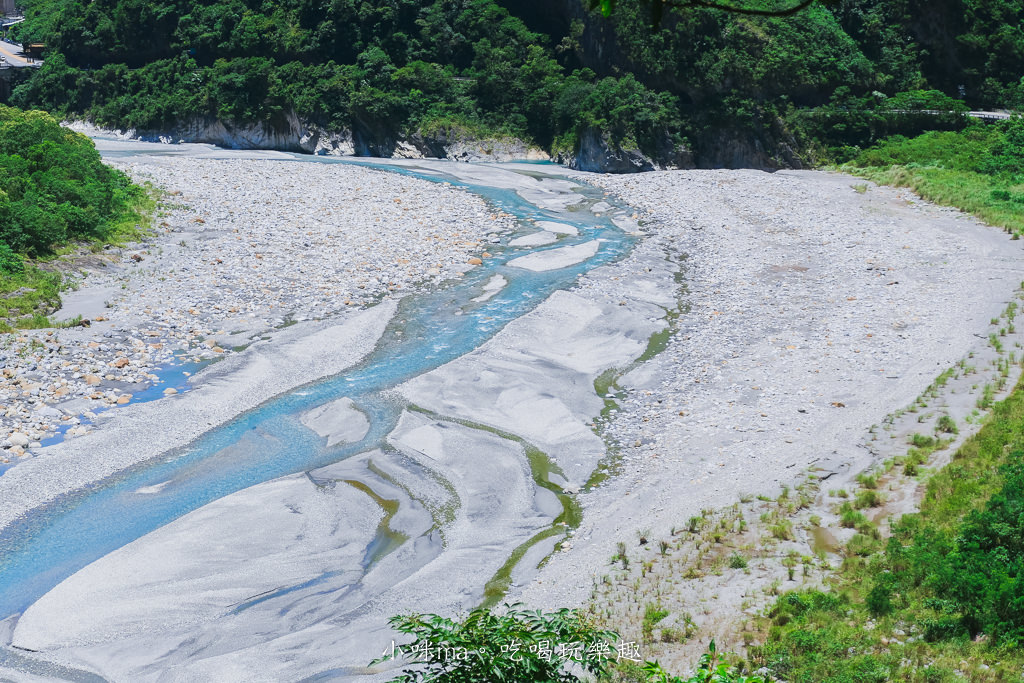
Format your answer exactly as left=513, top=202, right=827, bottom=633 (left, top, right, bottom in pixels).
left=0, top=142, right=660, bottom=680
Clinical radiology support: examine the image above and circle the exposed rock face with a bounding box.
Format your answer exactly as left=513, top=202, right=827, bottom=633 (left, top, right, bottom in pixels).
left=83, top=109, right=806, bottom=172
left=560, top=127, right=695, bottom=173
left=695, top=128, right=778, bottom=170
left=692, top=125, right=807, bottom=171
left=112, top=111, right=551, bottom=164
left=409, top=126, right=551, bottom=163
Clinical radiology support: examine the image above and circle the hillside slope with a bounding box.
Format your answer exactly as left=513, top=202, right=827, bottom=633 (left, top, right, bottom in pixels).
left=8, top=0, right=1023, bottom=169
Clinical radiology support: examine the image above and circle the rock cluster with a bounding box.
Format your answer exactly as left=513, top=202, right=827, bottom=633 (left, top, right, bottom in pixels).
left=0, top=156, right=512, bottom=466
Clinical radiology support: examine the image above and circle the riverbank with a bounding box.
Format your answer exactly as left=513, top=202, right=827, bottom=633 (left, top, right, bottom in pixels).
left=517, top=169, right=1024, bottom=628
left=0, top=146, right=513, bottom=469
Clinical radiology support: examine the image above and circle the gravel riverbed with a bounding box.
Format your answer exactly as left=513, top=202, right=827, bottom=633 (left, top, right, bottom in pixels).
left=7, top=154, right=1024, bottom=679
left=0, top=155, right=512, bottom=467
left=518, top=168, right=1024, bottom=611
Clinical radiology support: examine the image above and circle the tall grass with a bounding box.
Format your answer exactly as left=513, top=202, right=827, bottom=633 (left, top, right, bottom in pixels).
left=841, top=121, right=1024, bottom=236
left=753, top=379, right=1024, bottom=681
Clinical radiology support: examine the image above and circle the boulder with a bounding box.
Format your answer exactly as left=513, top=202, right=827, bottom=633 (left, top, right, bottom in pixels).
left=561, top=128, right=694, bottom=174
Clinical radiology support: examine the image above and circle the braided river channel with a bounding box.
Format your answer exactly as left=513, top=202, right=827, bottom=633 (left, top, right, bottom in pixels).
left=0, top=146, right=657, bottom=679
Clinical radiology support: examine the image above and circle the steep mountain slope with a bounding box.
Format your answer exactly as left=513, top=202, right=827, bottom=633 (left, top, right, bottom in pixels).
left=7, top=0, right=1023, bottom=169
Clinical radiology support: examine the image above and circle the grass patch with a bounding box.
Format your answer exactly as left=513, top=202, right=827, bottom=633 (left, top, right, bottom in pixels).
left=846, top=165, right=1024, bottom=236
left=841, top=121, right=1024, bottom=238
left=0, top=266, right=64, bottom=331
left=753, top=375, right=1024, bottom=681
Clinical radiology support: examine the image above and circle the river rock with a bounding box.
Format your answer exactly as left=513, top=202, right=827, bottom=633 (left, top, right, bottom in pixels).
left=299, top=397, right=370, bottom=447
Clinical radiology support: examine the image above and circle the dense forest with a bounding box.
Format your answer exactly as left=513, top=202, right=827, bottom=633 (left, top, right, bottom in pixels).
left=7, top=0, right=1023, bottom=168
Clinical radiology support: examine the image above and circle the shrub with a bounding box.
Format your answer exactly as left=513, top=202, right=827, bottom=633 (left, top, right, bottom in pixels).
left=936, top=415, right=959, bottom=435
left=910, top=433, right=938, bottom=448
left=0, top=106, right=142, bottom=258
left=840, top=505, right=868, bottom=528
left=982, top=116, right=1024, bottom=177
left=854, top=489, right=883, bottom=509
left=373, top=604, right=618, bottom=682
left=0, top=243, right=23, bottom=275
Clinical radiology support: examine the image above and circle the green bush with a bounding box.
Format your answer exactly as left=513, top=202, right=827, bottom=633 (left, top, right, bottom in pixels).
left=0, top=243, right=24, bottom=275
left=982, top=116, right=1024, bottom=177
left=372, top=604, right=619, bottom=682
left=0, top=105, right=142, bottom=258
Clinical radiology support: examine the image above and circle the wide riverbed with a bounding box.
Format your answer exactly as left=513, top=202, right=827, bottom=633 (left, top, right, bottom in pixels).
left=2, top=142, right=1023, bottom=681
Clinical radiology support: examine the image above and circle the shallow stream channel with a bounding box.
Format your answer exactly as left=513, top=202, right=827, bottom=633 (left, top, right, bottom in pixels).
left=0, top=145, right=676, bottom=680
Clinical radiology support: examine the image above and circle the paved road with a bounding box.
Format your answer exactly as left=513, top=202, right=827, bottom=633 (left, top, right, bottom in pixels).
left=0, top=39, right=32, bottom=67
left=968, top=110, right=1013, bottom=121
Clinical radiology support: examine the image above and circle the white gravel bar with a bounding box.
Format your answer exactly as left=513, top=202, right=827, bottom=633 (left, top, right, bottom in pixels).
left=0, top=152, right=512, bottom=467
left=507, top=240, right=600, bottom=271
left=517, top=168, right=1024, bottom=610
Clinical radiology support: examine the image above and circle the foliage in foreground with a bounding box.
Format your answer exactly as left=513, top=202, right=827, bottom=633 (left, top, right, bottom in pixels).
left=374, top=604, right=619, bottom=682
left=753, top=378, right=1024, bottom=681
left=373, top=606, right=759, bottom=682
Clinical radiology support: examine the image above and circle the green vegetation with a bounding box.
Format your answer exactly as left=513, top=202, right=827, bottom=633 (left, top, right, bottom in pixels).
left=752, top=380, right=1024, bottom=681
left=9, top=0, right=682, bottom=160
left=842, top=116, right=1024, bottom=236
left=372, top=606, right=760, bottom=682
left=0, top=105, right=148, bottom=329
left=644, top=641, right=764, bottom=682
left=0, top=105, right=144, bottom=257
left=372, top=604, right=619, bottom=682
left=0, top=266, right=63, bottom=331
left=7, top=0, right=1023, bottom=165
